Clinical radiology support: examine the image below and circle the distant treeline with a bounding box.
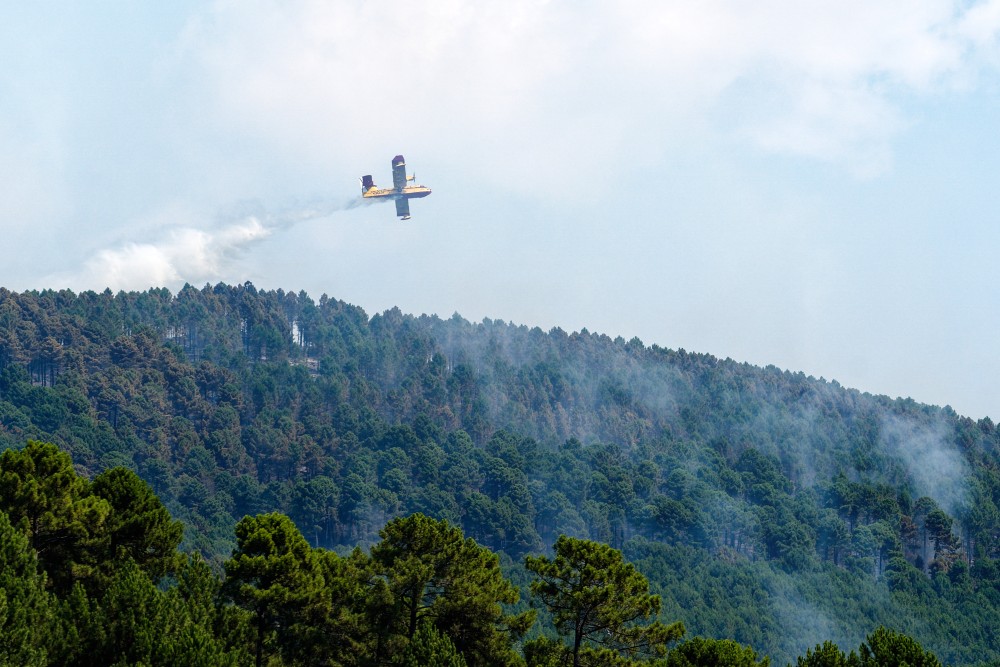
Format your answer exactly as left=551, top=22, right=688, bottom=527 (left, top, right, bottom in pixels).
left=0, top=283, right=999, bottom=663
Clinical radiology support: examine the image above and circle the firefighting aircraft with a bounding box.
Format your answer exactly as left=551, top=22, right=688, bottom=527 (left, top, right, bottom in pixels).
left=359, top=155, right=432, bottom=220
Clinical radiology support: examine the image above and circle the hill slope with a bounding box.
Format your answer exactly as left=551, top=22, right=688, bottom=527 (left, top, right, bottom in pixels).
left=1, top=283, right=999, bottom=664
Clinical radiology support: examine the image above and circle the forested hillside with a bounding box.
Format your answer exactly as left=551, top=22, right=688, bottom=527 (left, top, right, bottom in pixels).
left=1, top=283, right=999, bottom=664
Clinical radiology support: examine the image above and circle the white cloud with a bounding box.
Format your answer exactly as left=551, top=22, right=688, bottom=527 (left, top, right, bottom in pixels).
left=957, top=0, right=1000, bottom=55
left=176, top=0, right=999, bottom=183
left=728, top=75, right=906, bottom=177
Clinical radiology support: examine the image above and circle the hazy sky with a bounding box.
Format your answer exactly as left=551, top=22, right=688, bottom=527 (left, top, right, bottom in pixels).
left=3, top=1, right=1000, bottom=419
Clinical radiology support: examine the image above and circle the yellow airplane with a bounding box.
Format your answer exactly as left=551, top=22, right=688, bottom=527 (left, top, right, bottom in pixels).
left=360, top=155, right=432, bottom=220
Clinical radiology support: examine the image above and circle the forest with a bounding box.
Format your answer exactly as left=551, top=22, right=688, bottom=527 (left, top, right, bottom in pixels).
left=0, top=283, right=999, bottom=664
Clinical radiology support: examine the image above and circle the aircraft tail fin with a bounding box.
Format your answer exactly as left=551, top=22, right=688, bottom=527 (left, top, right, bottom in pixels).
left=361, top=175, right=375, bottom=193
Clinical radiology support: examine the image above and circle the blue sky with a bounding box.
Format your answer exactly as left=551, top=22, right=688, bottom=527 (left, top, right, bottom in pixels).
left=3, top=1, right=1000, bottom=419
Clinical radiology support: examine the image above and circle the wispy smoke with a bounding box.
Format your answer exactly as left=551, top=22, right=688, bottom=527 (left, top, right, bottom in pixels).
left=52, top=197, right=366, bottom=292
left=880, top=412, right=969, bottom=516
left=768, top=576, right=857, bottom=662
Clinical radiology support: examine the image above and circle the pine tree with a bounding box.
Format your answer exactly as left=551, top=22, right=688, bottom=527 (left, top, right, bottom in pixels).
left=0, top=441, right=111, bottom=594
left=0, top=510, right=56, bottom=666
left=795, top=640, right=856, bottom=667
left=90, top=467, right=183, bottom=581
left=525, top=535, right=683, bottom=667
left=396, top=621, right=468, bottom=667
left=666, top=636, right=770, bottom=667
left=222, top=512, right=325, bottom=667
left=371, top=513, right=534, bottom=666
left=856, top=627, right=941, bottom=667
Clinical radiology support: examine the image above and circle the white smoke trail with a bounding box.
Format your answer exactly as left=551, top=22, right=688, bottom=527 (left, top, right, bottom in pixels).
left=51, top=197, right=366, bottom=292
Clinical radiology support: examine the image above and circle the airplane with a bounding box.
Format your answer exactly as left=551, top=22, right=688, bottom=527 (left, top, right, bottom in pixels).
left=360, top=155, right=432, bottom=220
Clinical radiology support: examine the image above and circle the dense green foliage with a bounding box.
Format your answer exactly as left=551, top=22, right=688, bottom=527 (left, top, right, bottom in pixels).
left=666, top=636, right=770, bottom=667
left=526, top=535, right=683, bottom=665
left=0, top=446, right=642, bottom=666
left=0, top=283, right=998, bottom=662
left=0, top=445, right=949, bottom=666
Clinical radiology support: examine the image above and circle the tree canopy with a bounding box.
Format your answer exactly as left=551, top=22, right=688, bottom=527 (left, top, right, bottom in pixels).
left=0, top=439, right=953, bottom=667
left=526, top=535, right=684, bottom=665
left=0, top=284, right=995, bottom=664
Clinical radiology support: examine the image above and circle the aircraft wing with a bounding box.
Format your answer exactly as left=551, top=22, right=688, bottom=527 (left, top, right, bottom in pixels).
left=392, top=155, right=407, bottom=190
left=395, top=198, right=411, bottom=219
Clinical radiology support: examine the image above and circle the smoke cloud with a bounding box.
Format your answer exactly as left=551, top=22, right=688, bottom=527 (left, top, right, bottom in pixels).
left=879, top=412, right=969, bottom=515
left=49, top=197, right=366, bottom=292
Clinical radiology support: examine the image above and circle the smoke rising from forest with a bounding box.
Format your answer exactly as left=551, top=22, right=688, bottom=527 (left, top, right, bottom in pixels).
left=51, top=198, right=367, bottom=292
left=879, top=412, right=970, bottom=515
left=769, top=581, right=854, bottom=660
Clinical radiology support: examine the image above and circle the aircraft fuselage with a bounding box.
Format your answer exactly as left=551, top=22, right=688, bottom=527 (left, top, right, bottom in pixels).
left=361, top=185, right=432, bottom=201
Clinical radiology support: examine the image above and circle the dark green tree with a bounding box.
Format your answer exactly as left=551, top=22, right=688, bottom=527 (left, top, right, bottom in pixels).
left=93, top=560, right=186, bottom=666
left=525, top=535, right=683, bottom=666
left=371, top=513, right=534, bottom=666
left=90, top=466, right=183, bottom=581
left=69, top=558, right=246, bottom=667
left=524, top=636, right=642, bottom=667
left=665, top=636, right=769, bottom=667
left=172, top=553, right=254, bottom=666
left=395, top=621, right=469, bottom=667
left=795, top=641, right=856, bottom=667
left=0, top=441, right=110, bottom=593
left=310, top=547, right=382, bottom=667
left=0, top=509, right=58, bottom=666
left=856, top=627, right=941, bottom=667
left=222, top=512, right=325, bottom=667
